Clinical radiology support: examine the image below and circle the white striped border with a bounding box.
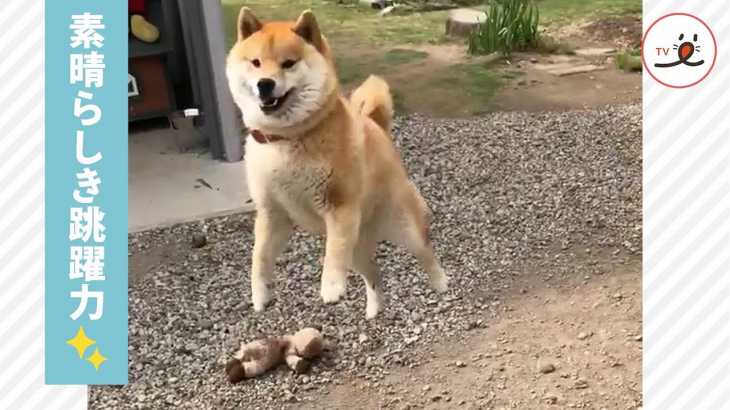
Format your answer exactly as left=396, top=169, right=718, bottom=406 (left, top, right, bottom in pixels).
left=0, top=1, right=87, bottom=408
left=643, top=1, right=729, bottom=409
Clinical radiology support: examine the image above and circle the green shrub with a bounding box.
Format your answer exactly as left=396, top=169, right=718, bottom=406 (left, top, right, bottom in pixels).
left=616, top=48, right=642, bottom=72
left=468, top=0, right=540, bottom=56
left=536, top=35, right=575, bottom=55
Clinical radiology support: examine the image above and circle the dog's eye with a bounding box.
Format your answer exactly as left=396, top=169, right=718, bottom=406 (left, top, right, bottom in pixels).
left=251, top=59, right=261, bottom=68
left=281, top=59, right=298, bottom=69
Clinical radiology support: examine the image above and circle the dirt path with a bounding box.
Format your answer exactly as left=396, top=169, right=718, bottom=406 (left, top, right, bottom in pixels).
left=295, top=254, right=642, bottom=410
left=493, top=53, right=641, bottom=112
left=336, top=39, right=640, bottom=117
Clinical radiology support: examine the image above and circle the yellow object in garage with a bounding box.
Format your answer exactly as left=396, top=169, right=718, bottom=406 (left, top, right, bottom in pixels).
left=131, top=14, right=160, bottom=43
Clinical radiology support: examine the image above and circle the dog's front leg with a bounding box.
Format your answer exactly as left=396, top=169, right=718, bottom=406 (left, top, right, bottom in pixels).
left=251, top=209, right=292, bottom=311
left=321, top=205, right=360, bottom=304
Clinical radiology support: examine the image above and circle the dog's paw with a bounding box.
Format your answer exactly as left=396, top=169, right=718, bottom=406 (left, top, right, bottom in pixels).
left=429, top=270, right=449, bottom=293
left=365, top=286, right=384, bottom=319
left=365, top=300, right=382, bottom=320
left=252, top=296, right=270, bottom=312
left=320, top=279, right=346, bottom=304
left=251, top=283, right=272, bottom=312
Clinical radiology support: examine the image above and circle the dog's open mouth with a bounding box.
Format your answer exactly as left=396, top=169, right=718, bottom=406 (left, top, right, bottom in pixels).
left=260, top=89, right=293, bottom=114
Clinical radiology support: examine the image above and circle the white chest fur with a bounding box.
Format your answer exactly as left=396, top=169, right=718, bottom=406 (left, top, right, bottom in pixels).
left=245, top=138, right=332, bottom=233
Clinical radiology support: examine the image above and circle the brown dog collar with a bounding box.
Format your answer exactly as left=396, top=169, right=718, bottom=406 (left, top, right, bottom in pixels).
left=250, top=129, right=286, bottom=144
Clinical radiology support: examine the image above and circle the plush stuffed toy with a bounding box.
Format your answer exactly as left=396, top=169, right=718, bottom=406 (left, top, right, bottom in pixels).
left=226, top=328, right=324, bottom=383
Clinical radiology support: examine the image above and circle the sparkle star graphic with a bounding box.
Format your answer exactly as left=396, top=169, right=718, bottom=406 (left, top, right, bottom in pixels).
left=66, top=325, right=96, bottom=358
left=86, top=347, right=107, bottom=371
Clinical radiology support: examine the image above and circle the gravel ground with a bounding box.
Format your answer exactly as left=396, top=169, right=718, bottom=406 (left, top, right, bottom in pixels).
left=91, top=105, right=641, bottom=409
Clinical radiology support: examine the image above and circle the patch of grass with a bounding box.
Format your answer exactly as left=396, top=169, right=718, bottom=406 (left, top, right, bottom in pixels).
left=500, top=69, right=524, bottom=80
left=221, top=0, right=452, bottom=48
left=335, top=55, right=371, bottom=85
left=336, top=50, right=503, bottom=116
left=333, top=53, right=502, bottom=116
left=221, top=0, right=642, bottom=50
left=468, top=0, right=540, bottom=56
left=381, top=48, right=430, bottom=65
left=427, top=63, right=501, bottom=112
left=615, top=48, right=641, bottom=72
left=537, top=0, right=641, bottom=23
left=335, top=48, right=428, bottom=86
left=391, top=89, right=407, bottom=114
left=536, top=35, right=575, bottom=55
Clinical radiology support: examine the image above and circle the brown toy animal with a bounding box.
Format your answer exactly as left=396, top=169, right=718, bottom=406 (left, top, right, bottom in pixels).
left=226, top=327, right=324, bottom=383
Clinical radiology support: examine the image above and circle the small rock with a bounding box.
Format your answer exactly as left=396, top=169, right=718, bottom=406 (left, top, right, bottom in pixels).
left=358, top=333, right=369, bottom=344
left=539, top=363, right=556, bottom=374
left=574, top=48, right=616, bottom=57
left=577, top=332, right=591, bottom=340
left=199, top=319, right=213, bottom=330
left=455, top=361, right=466, bottom=368
left=283, top=391, right=298, bottom=402
left=191, top=234, right=207, bottom=248
left=543, top=394, right=559, bottom=404
left=574, top=380, right=589, bottom=389
left=422, top=385, right=431, bottom=392
left=549, top=64, right=605, bottom=77
left=379, top=5, right=395, bottom=16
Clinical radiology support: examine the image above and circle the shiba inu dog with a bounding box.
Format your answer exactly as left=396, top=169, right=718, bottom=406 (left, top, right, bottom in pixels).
left=226, top=8, right=448, bottom=319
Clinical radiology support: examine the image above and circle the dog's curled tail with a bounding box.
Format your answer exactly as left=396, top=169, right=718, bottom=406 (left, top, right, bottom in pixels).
left=351, top=75, right=394, bottom=133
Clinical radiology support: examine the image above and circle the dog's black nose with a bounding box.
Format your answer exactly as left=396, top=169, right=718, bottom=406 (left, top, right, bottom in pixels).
left=257, top=78, right=276, bottom=97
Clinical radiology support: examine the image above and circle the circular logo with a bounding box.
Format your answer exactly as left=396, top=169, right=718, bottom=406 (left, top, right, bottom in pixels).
left=642, top=13, right=717, bottom=88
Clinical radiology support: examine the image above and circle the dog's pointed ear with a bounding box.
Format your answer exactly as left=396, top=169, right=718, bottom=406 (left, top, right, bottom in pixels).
left=292, top=10, right=323, bottom=51
left=238, top=7, right=262, bottom=41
